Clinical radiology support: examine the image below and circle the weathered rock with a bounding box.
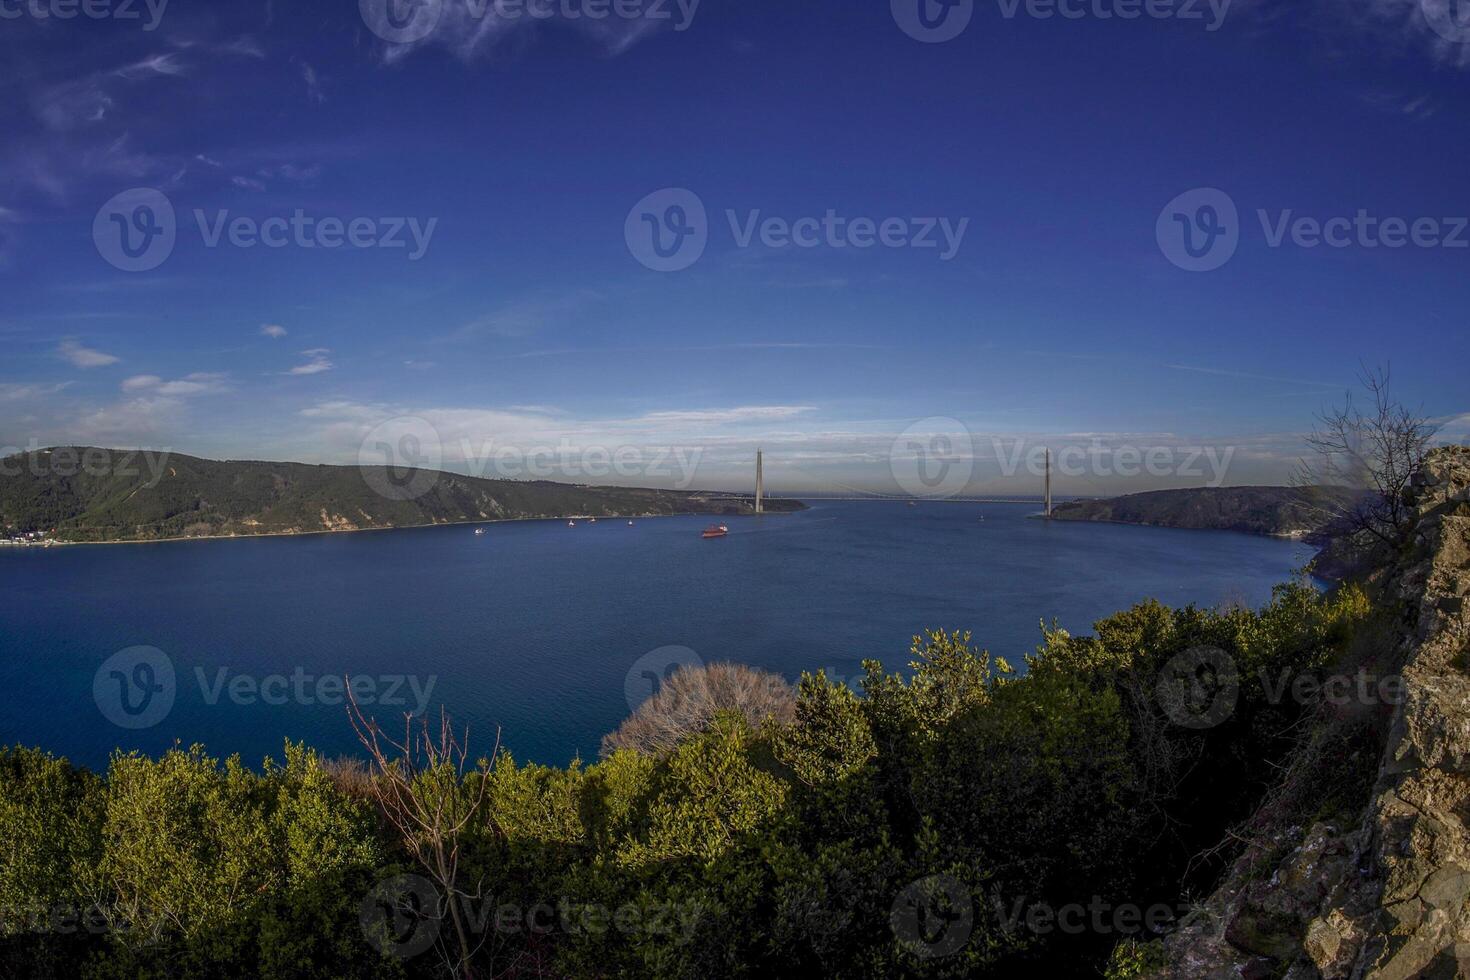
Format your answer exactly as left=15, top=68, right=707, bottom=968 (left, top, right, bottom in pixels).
left=1151, top=447, right=1470, bottom=980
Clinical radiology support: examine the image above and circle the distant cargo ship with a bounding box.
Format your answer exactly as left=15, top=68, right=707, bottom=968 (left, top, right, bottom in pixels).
left=701, top=524, right=729, bottom=539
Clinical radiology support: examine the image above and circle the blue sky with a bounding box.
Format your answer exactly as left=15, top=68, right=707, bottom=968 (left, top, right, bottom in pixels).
left=1, top=0, right=1467, bottom=495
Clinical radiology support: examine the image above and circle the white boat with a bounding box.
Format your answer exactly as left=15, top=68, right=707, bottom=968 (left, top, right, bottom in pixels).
left=567, top=520, right=576, bottom=527
left=474, top=527, right=486, bottom=535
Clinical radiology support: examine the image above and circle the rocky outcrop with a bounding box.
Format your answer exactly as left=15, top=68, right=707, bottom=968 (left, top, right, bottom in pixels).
left=1151, top=447, right=1470, bottom=979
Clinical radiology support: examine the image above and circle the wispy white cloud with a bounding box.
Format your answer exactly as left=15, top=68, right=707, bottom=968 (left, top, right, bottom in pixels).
left=256, top=162, right=321, bottom=182
left=57, top=340, right=120, bottom=369
left=260, top=324, right=288, bottom=339
left=298, top=61, right=325, bottom=104
left=217, top=36, right=267, bottom=60
left=67, top=397, right=186, bottom=443
left=121, top=372, right=229, bottom=397
left=1240, top=0, right=1470, bottom=70
left=0, top=381, right=72, bottom=402
left=632, top=406, right=816, bottom=426
left=451, top=290, right=603, bottom=341
left=34, top=53, right=188, bottom=131
left=286, top=349, right=333, bottom=375
left=288, top=399, right=1318, bottom=492
left=374, top=1, right=676, bottom=66
left=1166, top=364, right=1342, bottom=389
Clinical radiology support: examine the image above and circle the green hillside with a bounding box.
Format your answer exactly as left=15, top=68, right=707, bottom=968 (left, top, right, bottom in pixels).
left=0, top=447, right=800, bottom=542
left=1049, top=485, right=1363, bottom=538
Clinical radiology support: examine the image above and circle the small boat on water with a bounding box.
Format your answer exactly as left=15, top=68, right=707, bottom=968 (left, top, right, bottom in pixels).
left=627, top=520, right=634, bottom=526
left=702, top=524, right=729, bottom=539
left=474, top=527, right=486, bottom=535
left=589, top=517, right=597, bottom=523
left=567, top=520, right=577, bottom=527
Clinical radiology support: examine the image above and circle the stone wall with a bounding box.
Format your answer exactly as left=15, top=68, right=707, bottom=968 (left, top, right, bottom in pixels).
left=1153, top=446, right=1470, bottom=979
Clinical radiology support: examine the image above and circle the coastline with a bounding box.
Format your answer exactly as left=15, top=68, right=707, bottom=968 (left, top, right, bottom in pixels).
left=1, top=506, right=801, bottom=550
left=1040, top=513, right=1333, bottom=581
left=1042, top=513, right=1316, bottom=540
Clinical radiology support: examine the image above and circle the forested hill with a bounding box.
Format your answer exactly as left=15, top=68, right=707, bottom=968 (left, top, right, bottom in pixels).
left=0, top=447, right=800, bottom=542
left=1049, top=485, right=1362, bottom=537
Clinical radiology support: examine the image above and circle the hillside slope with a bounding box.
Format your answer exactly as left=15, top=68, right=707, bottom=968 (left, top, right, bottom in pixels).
left=1145, top=447, right=1470, bottom=979
left=0, top=447, right=800, bottom=542
left=1051, top=485, right=1362, bottom=538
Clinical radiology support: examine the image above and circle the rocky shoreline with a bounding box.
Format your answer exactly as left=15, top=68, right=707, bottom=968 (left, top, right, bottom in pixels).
left=1148, top=446, right=1470, bottom=979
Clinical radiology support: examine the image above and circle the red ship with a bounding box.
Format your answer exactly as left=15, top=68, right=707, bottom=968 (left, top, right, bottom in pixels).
left=701, top=524, right=729, bottom=538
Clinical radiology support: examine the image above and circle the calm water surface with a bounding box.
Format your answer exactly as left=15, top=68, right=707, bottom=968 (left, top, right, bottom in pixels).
left=0, top=501, right=1317, bottom=771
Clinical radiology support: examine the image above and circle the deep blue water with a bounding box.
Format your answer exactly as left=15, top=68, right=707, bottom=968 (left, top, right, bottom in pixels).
left=0, top=501, right=1317, bottom=772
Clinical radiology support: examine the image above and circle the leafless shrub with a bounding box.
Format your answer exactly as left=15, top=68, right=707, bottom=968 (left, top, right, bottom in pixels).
left=320, top=755, right=375, bottom=801
left=600, top=662, right=796, bottom=758
left=1296, top=366, right=1437, bottom=558
left=347, top=687, right=499, bottom=980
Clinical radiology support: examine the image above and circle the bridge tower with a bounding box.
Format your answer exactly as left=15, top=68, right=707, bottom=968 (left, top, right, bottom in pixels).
left=1045, top=447, right=1052, bottom=518
left=755, top=449, right=764, bottom=514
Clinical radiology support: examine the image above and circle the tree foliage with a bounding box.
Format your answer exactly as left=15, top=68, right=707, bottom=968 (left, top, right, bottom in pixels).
left=0, top=583, right=1372, bottom=978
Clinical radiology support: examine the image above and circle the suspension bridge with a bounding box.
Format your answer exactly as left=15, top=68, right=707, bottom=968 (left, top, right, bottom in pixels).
left=746, top=449, right=1058, bottom=514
